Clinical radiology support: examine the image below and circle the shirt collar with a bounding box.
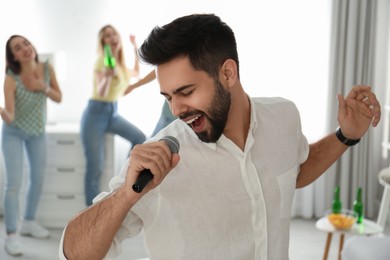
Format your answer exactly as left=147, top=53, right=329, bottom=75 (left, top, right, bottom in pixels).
left=248, top=96, right=258, bottom=132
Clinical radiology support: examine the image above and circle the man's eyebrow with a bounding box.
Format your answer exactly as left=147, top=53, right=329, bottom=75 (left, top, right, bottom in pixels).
left=160, top=84, right=195, bottom=96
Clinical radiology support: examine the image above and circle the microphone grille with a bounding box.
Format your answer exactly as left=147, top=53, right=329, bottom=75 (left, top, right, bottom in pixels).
left=160, top=136, right=180, bottom=153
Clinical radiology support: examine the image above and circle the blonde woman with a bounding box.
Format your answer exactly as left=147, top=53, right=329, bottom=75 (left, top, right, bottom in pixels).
left=80, top=25, right=146, bottom=206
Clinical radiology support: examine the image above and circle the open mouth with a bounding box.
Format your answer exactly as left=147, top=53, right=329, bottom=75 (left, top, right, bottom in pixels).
left=185, top=114, right=205, bottom=132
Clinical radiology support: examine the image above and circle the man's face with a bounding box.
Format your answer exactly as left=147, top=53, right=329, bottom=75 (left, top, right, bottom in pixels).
left=157, top=56, right=231, bottom=143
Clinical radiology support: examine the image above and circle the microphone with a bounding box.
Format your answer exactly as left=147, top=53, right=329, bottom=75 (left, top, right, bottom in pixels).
left=132, top=136, right=180, bottom=193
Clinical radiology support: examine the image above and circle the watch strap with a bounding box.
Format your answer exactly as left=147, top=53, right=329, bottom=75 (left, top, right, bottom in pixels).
left=335, top=127, right=360, bottom=146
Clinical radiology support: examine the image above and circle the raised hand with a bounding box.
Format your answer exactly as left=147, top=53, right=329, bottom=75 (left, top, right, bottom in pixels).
left=337, top=85, right=381, bottom=139
left=129, top=34, right=137, bottom=48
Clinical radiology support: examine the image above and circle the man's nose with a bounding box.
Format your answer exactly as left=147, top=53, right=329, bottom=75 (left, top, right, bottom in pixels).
left=170, top=98, right=184, bottom=118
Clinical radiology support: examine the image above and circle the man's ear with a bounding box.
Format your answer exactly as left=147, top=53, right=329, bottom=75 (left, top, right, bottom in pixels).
left=220, top=59, right=238, bottom=87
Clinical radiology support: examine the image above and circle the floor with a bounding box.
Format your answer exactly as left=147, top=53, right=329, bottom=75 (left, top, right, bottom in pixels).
left=0, top=217, right=388, bottom=260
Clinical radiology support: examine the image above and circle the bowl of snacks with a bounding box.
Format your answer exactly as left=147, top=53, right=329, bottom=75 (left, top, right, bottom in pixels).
left=326, top=209, right=357, bottom=230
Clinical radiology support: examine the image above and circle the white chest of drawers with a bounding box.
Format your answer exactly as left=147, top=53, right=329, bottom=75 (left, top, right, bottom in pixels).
left=21, top=123, right=115, bottom=228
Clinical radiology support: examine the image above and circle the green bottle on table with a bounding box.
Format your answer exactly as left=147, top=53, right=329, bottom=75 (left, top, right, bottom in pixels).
left=103, top=44, right=116, bottom=69
left=332, top=186, right=342, bottom=214
left=353, top=187, right=364, bottom=224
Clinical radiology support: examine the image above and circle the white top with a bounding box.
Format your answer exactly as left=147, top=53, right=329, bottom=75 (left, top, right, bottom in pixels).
left=59, top=97, right=309, bottom=260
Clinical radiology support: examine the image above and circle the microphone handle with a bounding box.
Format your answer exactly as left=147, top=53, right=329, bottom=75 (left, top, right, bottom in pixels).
left=132, top=169, right=154, bottom=193
left=132, top=136, right=179, bottom=193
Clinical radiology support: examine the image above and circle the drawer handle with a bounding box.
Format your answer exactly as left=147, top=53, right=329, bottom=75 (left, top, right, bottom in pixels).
left=57, top=195, right=75, bottom=200
left=56, top=140, right=75, bottom=145
left=57, top=167, right=75, bottom=172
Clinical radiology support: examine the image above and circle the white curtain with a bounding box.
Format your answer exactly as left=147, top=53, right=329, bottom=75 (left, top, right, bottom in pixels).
left=293, top=0, right=390, bottom=220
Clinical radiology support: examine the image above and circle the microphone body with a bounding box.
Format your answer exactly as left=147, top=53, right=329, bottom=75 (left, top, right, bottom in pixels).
left=132, top=136, right=180, bottom=193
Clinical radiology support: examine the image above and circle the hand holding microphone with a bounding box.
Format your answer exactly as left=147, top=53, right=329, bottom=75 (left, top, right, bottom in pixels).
left=132, top=136, right=180, bottom=193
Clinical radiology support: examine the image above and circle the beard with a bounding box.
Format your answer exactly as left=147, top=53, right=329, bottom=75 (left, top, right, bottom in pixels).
left=189, top=80, right=231, bottom=143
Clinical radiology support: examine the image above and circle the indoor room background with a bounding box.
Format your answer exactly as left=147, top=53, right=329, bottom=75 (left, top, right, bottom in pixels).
left=0, top=0, right=389, bottom=226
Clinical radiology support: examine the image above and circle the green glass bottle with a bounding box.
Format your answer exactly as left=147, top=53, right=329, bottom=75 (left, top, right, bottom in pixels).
left=332, top=186, right=342, bottom=214
left=353, top=187, right=364, bottom=224
left=103, top=44, right=116, bottom=69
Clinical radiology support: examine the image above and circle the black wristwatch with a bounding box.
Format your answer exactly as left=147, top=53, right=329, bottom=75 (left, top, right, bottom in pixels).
left=335, top=127, right=360, bottom=146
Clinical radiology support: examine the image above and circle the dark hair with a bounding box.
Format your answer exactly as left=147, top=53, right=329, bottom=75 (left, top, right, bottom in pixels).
left=5, top=35, right=39, bottom=74
left=138, top=13, right=240, bottom=80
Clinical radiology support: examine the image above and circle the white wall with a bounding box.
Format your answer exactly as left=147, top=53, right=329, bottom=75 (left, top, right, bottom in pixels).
left=0, top=0, right=330, bottom=140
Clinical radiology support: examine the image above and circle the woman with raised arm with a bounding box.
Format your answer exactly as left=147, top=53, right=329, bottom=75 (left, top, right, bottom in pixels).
left=80, top=25, right=146, bottom=206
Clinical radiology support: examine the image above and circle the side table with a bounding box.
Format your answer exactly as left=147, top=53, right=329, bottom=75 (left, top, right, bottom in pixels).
left=315, top=217, right=383, bottom=260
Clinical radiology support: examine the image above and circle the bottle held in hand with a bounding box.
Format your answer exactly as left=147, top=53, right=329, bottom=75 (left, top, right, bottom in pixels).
left=104, top=44, right=116, bottom=69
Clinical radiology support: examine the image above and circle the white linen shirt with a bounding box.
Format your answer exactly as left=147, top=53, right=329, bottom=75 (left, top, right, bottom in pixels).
left=59, top=97, right=309, bottom=260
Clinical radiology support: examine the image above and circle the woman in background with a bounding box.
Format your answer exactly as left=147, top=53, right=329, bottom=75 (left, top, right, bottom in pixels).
left=0, top=35, right=62, bottom=256
left=81, top=25, right=146, bottom=206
